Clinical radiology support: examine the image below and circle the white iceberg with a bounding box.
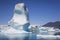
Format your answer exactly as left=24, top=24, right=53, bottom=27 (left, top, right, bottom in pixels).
left=8, top=3, right=30, bottom=32
left=0, top=3, right=30, bottom=39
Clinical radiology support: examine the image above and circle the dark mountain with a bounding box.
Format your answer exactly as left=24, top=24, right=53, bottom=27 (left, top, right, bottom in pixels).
left=42, top=21, right=60, bottom=29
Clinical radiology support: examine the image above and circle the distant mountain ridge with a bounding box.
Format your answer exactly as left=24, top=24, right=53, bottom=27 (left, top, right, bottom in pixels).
left=42, top=21, right=60, bottom=29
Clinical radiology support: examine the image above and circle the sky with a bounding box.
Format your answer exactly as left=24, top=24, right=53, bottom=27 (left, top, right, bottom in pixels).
left=0, top=0, right=60, bottom=26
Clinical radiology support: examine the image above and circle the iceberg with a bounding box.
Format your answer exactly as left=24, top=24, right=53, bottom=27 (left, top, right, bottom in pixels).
left=0, top=3, right=30, bottom=39
left=8, top=3, right=30, bottom=32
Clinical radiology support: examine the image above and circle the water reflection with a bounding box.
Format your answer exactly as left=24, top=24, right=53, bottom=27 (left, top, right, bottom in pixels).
left=29, top=33, right=37, bottom=40
left=0, top=33, right=60, bottom=40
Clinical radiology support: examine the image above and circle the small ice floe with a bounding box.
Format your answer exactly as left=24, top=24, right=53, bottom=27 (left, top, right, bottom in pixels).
left=37, top=34, right=60, bottom=39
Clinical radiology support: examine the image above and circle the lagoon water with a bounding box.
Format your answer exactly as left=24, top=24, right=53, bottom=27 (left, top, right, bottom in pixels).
left=0, top=33, right=60, bottom=40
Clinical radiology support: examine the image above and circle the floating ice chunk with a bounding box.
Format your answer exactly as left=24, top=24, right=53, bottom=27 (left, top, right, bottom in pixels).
left=37, top=35, right=60, bottom=39
left=8, top=3, right=30, bottom=32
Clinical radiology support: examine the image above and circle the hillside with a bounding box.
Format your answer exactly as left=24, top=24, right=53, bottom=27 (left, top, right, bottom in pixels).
left=42, top=21, right=60, bottom=29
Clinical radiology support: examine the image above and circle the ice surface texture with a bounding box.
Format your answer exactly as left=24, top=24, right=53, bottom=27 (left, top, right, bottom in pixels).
left=8, top=3, right=30, bottom=32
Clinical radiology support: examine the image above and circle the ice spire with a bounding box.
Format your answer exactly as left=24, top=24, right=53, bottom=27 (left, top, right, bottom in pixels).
left=8, top=3, right=30, bottom=32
